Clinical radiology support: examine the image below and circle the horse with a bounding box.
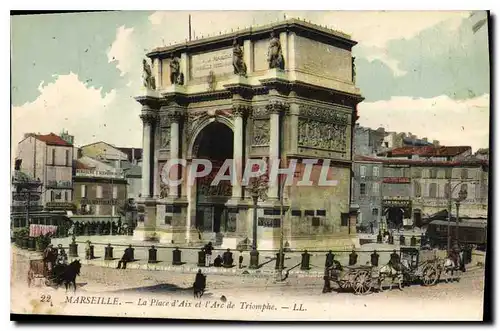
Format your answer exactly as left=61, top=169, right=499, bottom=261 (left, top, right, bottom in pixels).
left=52, top=260, right=82, bottom=292
left=378, top=260, right=408, bottom=291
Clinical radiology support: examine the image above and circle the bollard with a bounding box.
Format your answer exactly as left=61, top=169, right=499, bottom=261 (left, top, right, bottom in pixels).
left=275, top=252, right=285, bottom=270
left=148, top=245, right=158, bottom=263
left=127, top=245, right=135, bottom=261
left=197, top=249, right=206, bottom=267
left=300, top=250, right=311, bottom=270
left=370, top=251, right=379, bottom=267
left=223, top=249, right=233, bottom=268
left=410, top=236, right=417, bottom=246
left=69, top=241, right=78, bottom=257
left=249, top=249, right=259, bottom=269
left=325, top=251, right=335, bottom=268
left=105, top=244, right=114, bottom=260
left=173, top=247, right=182, bottom=265
left=28, top=237, right=36, bottom=251
left=400, top=235, right=406, bottom=246
left=349, top=250, right=358, bottom=266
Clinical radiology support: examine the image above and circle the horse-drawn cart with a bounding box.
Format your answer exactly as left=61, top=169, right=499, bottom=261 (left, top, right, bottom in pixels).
left=400, top=247, right=442, bottom=286
left=327, top=265, right=380, bottom=295
left=27, top=259, right=57, bottom=287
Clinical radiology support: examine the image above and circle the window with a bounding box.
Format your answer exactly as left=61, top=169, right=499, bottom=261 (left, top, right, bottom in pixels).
left=461, top=168, right=468, bottom=180
left=81, top=185, right=87, bottom=198
left=96, top=185, right=103, bottom=199
left=372, top=182, right=379, bottom=195
left=360, top=183, right=366, bottom=195
left=413, top=168, right=422, bottom=178
left=414, top=182, right=421, bottom=197
left=50, top=191, right=55, bottom=201
left=429, top=183, right=437, bottom=198
left=360, top=166, right=366, bottom=177
left=65, top=150, right=70, bottom=166
left=461, top=183, right=468, bottom=194
left=51, top=149, right=56, bottom=165
left=429, top=168, right=437, bottom=179
left=112, top=185, right=118, bottom=199
left=311, top=217, right=320, bottom=227
left=341, top=213, right=349, bottom=226
left=444, top=183, right=450, bottom=199
left=372, top=208, right=378, bottom=216
left=64, top=191, right=69, bottom=201
left=373, top=167, right=379, bottom=177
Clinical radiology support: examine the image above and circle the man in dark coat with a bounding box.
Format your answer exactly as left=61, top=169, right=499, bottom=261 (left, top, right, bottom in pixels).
left=238, top=255, right=244, bottom=269
left=204, top=242, right=213, bottom=267
left=348, top=249, right=358, bottom=266
left=117, top=245, right=134, bottom=269
left=389, top=249, right=403, bottom=272
left=370, top=250, right=379, bottom=267
left=213, top=255, right=222, bottom=267
left=194, top=269, right=206, bottom=297
left=325, top=250, right=335, bottom=268
left=322, top=274, right=332, bottom=293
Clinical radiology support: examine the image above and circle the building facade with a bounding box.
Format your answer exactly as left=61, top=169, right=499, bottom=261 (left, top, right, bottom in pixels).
left=73, top=158, right=128, bottom=217
left=135, top=19, right=363, bottom=249
left=351, top=157, right=383, bottom=228
left=16, top=132, right=74, bottom=211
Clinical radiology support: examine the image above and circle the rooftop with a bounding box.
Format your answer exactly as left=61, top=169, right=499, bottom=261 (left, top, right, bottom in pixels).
left=377, top=146, right=471, bottom=157
left=147, top=18, right=356, bottom=58
left=354, top=155, right=488, bottom=167
left=25, top=132, right=73, bottom=147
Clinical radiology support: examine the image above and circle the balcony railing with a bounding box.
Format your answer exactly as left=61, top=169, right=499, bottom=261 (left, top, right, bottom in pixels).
left=46, top=180, right=72, bottom=188
left=75, top=169, right=124, bottom=179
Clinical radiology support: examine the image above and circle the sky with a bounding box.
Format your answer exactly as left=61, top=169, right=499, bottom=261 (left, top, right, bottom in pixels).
left=10, top=10, right=490, bottom=157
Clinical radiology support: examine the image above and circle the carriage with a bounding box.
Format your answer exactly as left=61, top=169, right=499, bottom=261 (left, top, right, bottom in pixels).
left=27, top=258, right=58, bottom=287
left=399, top=247, right=443, bottom=286
left=326, top=264, right=381, bottom=295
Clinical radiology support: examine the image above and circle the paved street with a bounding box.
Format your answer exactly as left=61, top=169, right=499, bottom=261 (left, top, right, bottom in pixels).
left=11, top=248, right=485, bottom=320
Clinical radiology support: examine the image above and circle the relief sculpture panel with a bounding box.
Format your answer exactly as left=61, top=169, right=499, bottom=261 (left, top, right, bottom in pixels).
left=298, top=118, right=347, bottom=152
left=160, top=127, right=171, bottom=149
left=252, top=119, right=270, bottom=146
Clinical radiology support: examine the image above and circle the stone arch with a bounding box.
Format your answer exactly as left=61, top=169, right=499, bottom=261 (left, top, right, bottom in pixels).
left=187, top=115, right=234, bottom=159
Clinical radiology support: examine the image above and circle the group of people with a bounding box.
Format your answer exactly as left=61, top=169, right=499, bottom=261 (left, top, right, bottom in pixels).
left=43, top=244, right=68, bottom=275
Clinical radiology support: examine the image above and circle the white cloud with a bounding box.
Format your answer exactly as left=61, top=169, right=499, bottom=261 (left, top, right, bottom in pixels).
left=357, top=94, right=490, bottom=151
left=10, top=73, right=142, bottom=159
left=365, top=51, right=408, bottom=77
left=107, top=25, right=136, bottom=77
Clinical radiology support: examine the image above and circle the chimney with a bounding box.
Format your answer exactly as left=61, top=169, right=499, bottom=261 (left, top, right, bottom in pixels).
left=422, top=137, right=428, bottom=142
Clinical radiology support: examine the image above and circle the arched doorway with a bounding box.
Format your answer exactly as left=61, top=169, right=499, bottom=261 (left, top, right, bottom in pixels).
left=192, top=122, right=234, bottom=238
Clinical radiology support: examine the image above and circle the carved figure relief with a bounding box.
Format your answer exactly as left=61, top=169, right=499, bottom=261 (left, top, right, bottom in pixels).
left=299, top=105, right=349, bottom=124
left=252, top=106, right=269, bottom=119
left=232, top=39, right=247, bottom=76
left=169, top=55, right=184, bottom=85
left=298, top=118, right=347, bottom=152
left=207, top=71, right=216, bottom=91
left=142, top=59, right=156, bottom=90
left=160, top=127, right=171, bottom=149
left=352, top=56, right=356, bottom=84
left=252, top=120, right=270, bottom=146
left=267, top=31, right=285, bottom=70
left=159, top=182, right=169, bottom=199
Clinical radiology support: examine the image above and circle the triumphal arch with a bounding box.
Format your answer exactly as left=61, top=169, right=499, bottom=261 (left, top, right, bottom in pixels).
left=135, top=19, right=364, bottom=249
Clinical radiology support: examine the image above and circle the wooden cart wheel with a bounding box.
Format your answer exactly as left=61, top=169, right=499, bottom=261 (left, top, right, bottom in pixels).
left=353, top=271, right=372, bottom=295
left=422, top=265, right=439, bottom=286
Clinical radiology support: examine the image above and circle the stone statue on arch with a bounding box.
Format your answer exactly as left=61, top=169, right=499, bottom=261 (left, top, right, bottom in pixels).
left=232, top=38, right=247, bottom=76
left=169, top=55, right=184, bottom=85
left=267, top=31, right=285, bottom=70
left=142, top=58, right=156, bottom=90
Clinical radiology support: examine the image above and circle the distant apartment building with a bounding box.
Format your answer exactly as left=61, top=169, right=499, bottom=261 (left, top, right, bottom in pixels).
left=353, top=124, right=388, bottom=156
left=380, top=132, right=439, bottom=152
left=16, top=132, right=75, bottom=211
left=79, top=142, right=142, bottom=199
left=351, top=157, right=383, bottom=227
left=352, top=145, right=488, bottom=230
left=72, top=158, right=127, bottom=217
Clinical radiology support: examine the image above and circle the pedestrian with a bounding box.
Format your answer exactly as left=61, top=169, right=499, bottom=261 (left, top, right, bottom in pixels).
left=214, top=255, right=222, bottom=267
left=85, top=240, right=92, bottom=260
left=204, top=242, right=213, bottom=267
left=370, top=222, right=374, bottom=234
left=117, top=245, right=134, bottom=269
left=325, top=250, right=335, bottom=268
left=349, top=249, right=358, bottom=266
left=238, top=255, right=243, bottom=269
left=322, top=274, right=332, bottom=293
left=389, top=249, right=402, bottom=271
left=194, top=269, right=206, bottom=298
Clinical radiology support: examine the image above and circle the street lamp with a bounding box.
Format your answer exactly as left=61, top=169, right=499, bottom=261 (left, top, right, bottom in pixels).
left=245, top=175, right=268, bottom=269
left=455, top=189, right=468, bottom=247
left=447, top=181, right=473, bottom=252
